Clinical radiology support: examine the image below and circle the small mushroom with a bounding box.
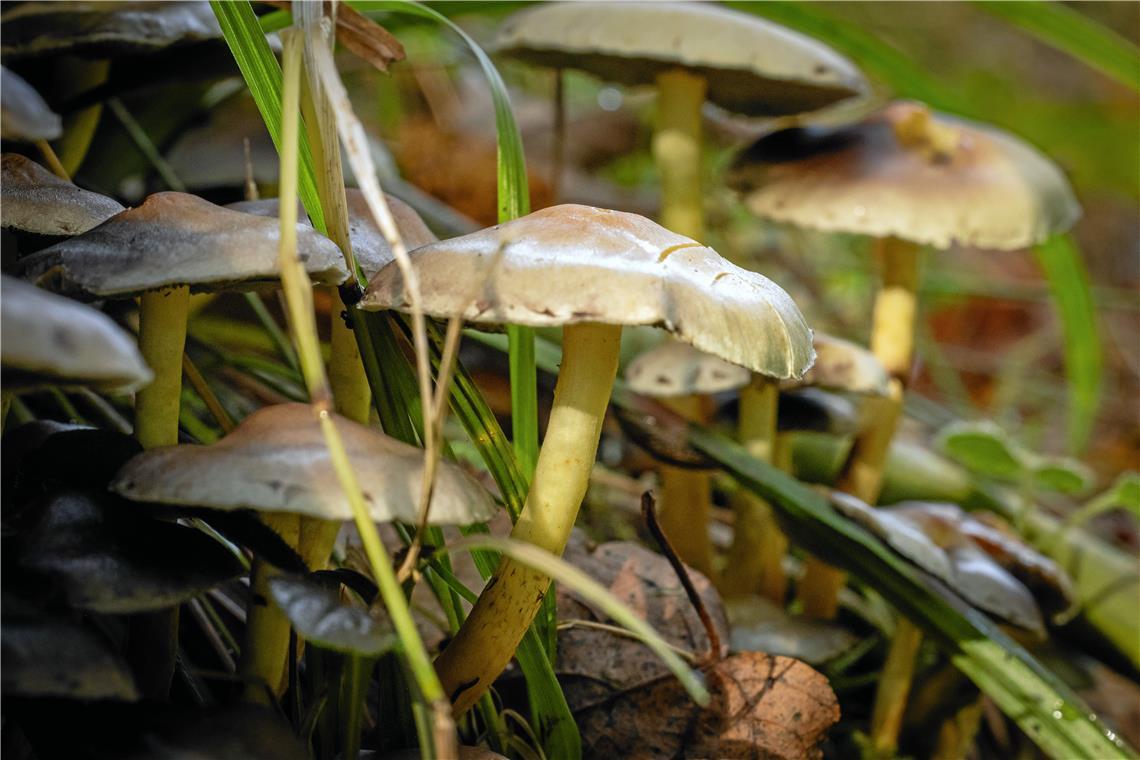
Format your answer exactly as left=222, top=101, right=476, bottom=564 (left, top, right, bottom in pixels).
left=1, top=274, right=152, bottom=393
left=0, top=65, right=61, bottom=141
left=110, top=402, right=498, bottom=526
left=496, top=1, right=867, bottom=241
left=18, top=191, right=348, bottom=450
left=1, top=153, right=125, bottom=236
left=782, top=332, right=890, bottom=397
left=361, top=203, right=813, bottom=713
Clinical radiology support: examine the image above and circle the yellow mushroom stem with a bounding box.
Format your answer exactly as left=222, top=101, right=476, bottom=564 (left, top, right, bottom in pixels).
left=241, top=513, right=301, bottom=702
left=721, top=378, right=784, bottom=600
left=655, top=394, right=716, bottom=580
left=435, top=322, right=621, bottom=715
left=652, top=68, right=707, bottom=242
left=870, top=618, right=925, bottom=756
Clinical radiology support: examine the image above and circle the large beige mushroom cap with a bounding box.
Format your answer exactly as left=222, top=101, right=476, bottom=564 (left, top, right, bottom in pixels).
left=1, top=274, right=152, bottom=393
left=782, top=333, right=889, bottom=396
left=495, top=2, right=867, bottom=117
left=625, top=339, right=751, bottom=398
left=228, top=189, right=437, bottom=279
left=110, top=403, right=498, bottom=526
left=18, top=191, right=350, bottom=297
left=2, top=154, right=125, bottom=236
left=0, top=66, right=61, bottom=141
left=361, top=204, right=814, bottom=380
left=728, top=101, right=1080, bottom=250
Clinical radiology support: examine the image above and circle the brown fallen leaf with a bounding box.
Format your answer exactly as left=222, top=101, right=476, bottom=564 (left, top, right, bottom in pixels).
left=262, top=1, right=405, bottom=72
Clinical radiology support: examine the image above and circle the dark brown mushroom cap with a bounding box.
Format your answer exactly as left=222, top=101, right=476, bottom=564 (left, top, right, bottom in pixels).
left=361, top=204, right=815, bottom=381
left=110, top=403, right=498, bottom=526
left=228, top=189, right=437, bottom=279
left=728, top=101, right=1080, bottom=250
left=0, top=1, right=221, bottom=59
left=0, top=66, right=61, bottom=141
left=1, top=153, right=125, bottom=235
left=18, top=191, right=350, bottom=298
left=1, top=274, right=153, bottom=393
left=495, top=2, right=867, bottom=117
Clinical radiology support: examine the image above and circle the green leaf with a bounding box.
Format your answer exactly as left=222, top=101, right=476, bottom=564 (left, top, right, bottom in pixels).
left=936, top=421, right=1029, bottom=480
left=1033, top=235, right=1103, bottom=454
left=1068, top=471, right=1140, bottom=525
left=975, top=1, right=1140, bottom=91
left=1032, top=457, right=1095, bottom=496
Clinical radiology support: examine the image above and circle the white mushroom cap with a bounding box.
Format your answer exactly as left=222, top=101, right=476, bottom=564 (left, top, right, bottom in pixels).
left=110, top=403, right=498, bottom=526
left=228, top=189, right=437, bottom=279
left=361, top=204, right=814, bottom=381
left=625, top=339, right=751, bottom=397
left=2, top=153, right=125, bottom=236
left=18, top=191, right=350, bottom=297
left=781, top=332, right=889, bottom=396
left=729, top=101, right=1080, bottom=250
left=0, top=66, right=61, bottom=141
left=1, top=274, right=152, bottom=393
left=495, top=2, right=867, bottom=117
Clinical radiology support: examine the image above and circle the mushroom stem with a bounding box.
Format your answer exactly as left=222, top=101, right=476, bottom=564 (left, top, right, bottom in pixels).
left=656, top=394, right=716, bottom=579
left=870, top=617, right=923, bottom=755
left=135, top=286, right=190, bottom=449
left=435, top=322, right=621, bottom=715
left=652, top=68, right=707, bottom=241
left=800, top=237, right=920, bottom=619
left=721, top=378, right=783, bottom=599
left=241, top=514, right=301, bottom=702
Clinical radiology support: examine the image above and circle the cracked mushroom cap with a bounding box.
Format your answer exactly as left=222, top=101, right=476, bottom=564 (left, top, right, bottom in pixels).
left=0, top=66, right=61, bottom=141
left=728, top=101, right=1080, bottom=250
left=495, top=2, right=867, bottom=117
left=361, top=204, right=815, bottom=380
left=781, top=332, right=889, bottom=396
left=110, top=403, right=499, bottom=526
left=1, top=274, right=152, bottom=393
left=18, top=191, right=350, bottom=298
left=228, top=189, right=437, bottom=279
left=2, top=154, right=125, bottom=236
left=625, top=339, right=751, bottom=398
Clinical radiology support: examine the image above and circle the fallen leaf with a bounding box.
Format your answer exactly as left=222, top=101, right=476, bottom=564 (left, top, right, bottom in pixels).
left=262, top=1, right=405, bottom=72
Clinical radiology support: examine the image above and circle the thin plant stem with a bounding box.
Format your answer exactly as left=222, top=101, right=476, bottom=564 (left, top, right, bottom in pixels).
left=107, top=97, right=187, bottom=191
left=182, top=353, right=235, bottom=433
left=35, top=139, right=69, bottom=180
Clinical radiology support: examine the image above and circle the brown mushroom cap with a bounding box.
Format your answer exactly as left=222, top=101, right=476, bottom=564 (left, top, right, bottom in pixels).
left=781, top=332, right=889, bottom=396
left=361, top=204, right=814, bottom=380
left=18, top=191, right=350, bottom=297
left=728, top=101, right=1080, bottom=251
left=0, top=66, right=61, bottom=141
left=228, top=189, right=437, bottom=279
left=2, top=153, right=125, bottom=236
left=110, top=403, right=499, bottom=526
left=495, top=2, right=867, bottom=117
left=1, top=274, right=152, bottom=393
left=625, top=339, right=751, bottom=398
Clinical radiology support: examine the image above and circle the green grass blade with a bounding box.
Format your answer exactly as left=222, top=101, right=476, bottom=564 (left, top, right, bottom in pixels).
left=976, top=1, right=1140, bottom=91
left=1033, top=235, right=1103, bottom=453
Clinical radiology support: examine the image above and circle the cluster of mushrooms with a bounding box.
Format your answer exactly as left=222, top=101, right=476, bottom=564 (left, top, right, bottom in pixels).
left=0, top=1, right=1088, bottom=757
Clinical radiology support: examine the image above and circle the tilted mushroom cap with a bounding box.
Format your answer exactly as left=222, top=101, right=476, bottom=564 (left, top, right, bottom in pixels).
left=728, top=101, right=1080, bottom=250
left=110, top=403, right=498, bottom=526
left=0, top=1, right=221, bottom=58
left=228, top=189, right=437, bottom=279
left=830, top=492, right=954, bottom=582
left=495, top=2, right=867, bottom=117
left=0, top=66, right=61, bottom=141
left=1, top=275, right=153, bottom=393
left=625, top=339, right=751, bottom=398
left=18, top=192, right=350, bottom=298
left=2, top=153, right=125, bottom=236
left=362, top=204, right=814, bottom=380
left=781, top=332, right=889, bottom=396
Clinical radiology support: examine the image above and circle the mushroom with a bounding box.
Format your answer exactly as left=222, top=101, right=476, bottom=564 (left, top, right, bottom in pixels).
left=0, top=66, right=61, bottom=142
left=1, top=153, right=124, bottom=236
left=1, top=274, right=152, bottom=395
left=495, top=1, right=867, bottom=241
left=728, top=100, right=1080, bottom=618
left=360, top=203, right=813, bottom=713
left=624, top=339, right=752, bottom=578
left=18, top=191, right=349, bottom=450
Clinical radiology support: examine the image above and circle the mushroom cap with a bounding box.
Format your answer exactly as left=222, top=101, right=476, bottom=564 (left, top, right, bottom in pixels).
left=1, top=274, right=153, bottom=393
left=228, top=189, right=437, bottom=280
left=728, top=101, right=1081, bottom=250
left=0, top=1, right=221, bottom=59
left=495, top=2, right=867, bottom=117
left=781, top=332, right=889, bottom=396
left=110, top=403, right=499, bottom=526
left=18, top=191, right=350, bottom=297
left=625, top=339, right=751, bottom=398
left=361, top=204, right=814, bottom=381
left=1, top=153, right=125, bottom=235
left=0, top=66, right=61, bottom=141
